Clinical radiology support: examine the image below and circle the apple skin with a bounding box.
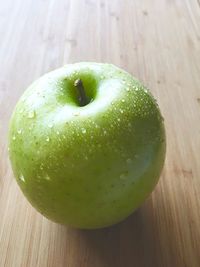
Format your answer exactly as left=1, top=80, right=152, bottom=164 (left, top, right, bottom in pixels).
left=8, top=62, right=166, bottom=229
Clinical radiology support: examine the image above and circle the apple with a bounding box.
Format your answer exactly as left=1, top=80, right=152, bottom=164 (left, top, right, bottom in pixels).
left=8, top=62, right=166, bottom=229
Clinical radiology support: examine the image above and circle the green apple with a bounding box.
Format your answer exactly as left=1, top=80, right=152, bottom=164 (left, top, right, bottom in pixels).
left=8, top=62, right=166, bottom=229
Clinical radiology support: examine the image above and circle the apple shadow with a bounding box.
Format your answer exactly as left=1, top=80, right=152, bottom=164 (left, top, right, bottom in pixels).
left=77, top=206, right=156, bottom=267
left=64, top=188, right=185, bottom=267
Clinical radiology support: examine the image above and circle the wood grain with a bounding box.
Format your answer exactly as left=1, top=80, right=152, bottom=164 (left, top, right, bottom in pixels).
left=0, top=0, right=200, bottom=266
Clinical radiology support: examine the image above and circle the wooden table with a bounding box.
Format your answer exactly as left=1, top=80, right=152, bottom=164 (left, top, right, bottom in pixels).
left=0, top=0, right=200, bottom=266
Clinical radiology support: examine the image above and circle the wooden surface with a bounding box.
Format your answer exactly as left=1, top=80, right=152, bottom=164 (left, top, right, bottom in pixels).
left=0, top=0, right=200, bottom=266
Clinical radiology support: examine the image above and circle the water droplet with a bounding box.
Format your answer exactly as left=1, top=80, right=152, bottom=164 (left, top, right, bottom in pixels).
left=56, top=131, right=60, bottom=135
left=81, top=128, right=86, bottom=134
left=28, top=110, right=36, bottom=119
left=45, top=174, right=50, bottom=181
left=121, top=99, right=125, bottom=103
left=46, top=136, right=50, bottom=142
left=48, top=123, right=53, bottom=128
left=120, top=109, right=124, bottom=113
left=126, top=158, right=132, bottom=164
left=111, top=102, right=114, bottom=105
left=12, top=135, right=16, bottom=140
left=120, top=173, right=127, bottom=180
left=103, top=130, right=107, bottom=135
left=21, top=97, right=26, bottom=102
left=19, top=174, right=25, bottom=182
left=17, top=129, right=22, bottom=134
left=117, top=118, right=121, bottom=122
left=126, top=88, right=130, bottom=92
left=135, top=87, right=139, bottom=91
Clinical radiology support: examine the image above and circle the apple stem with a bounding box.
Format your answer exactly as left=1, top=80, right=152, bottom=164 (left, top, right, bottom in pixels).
left=74, top=79, right=89, bottom=106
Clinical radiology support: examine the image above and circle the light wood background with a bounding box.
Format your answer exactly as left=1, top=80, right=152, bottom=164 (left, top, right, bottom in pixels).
left=0, top=0, right=200, bottom=266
